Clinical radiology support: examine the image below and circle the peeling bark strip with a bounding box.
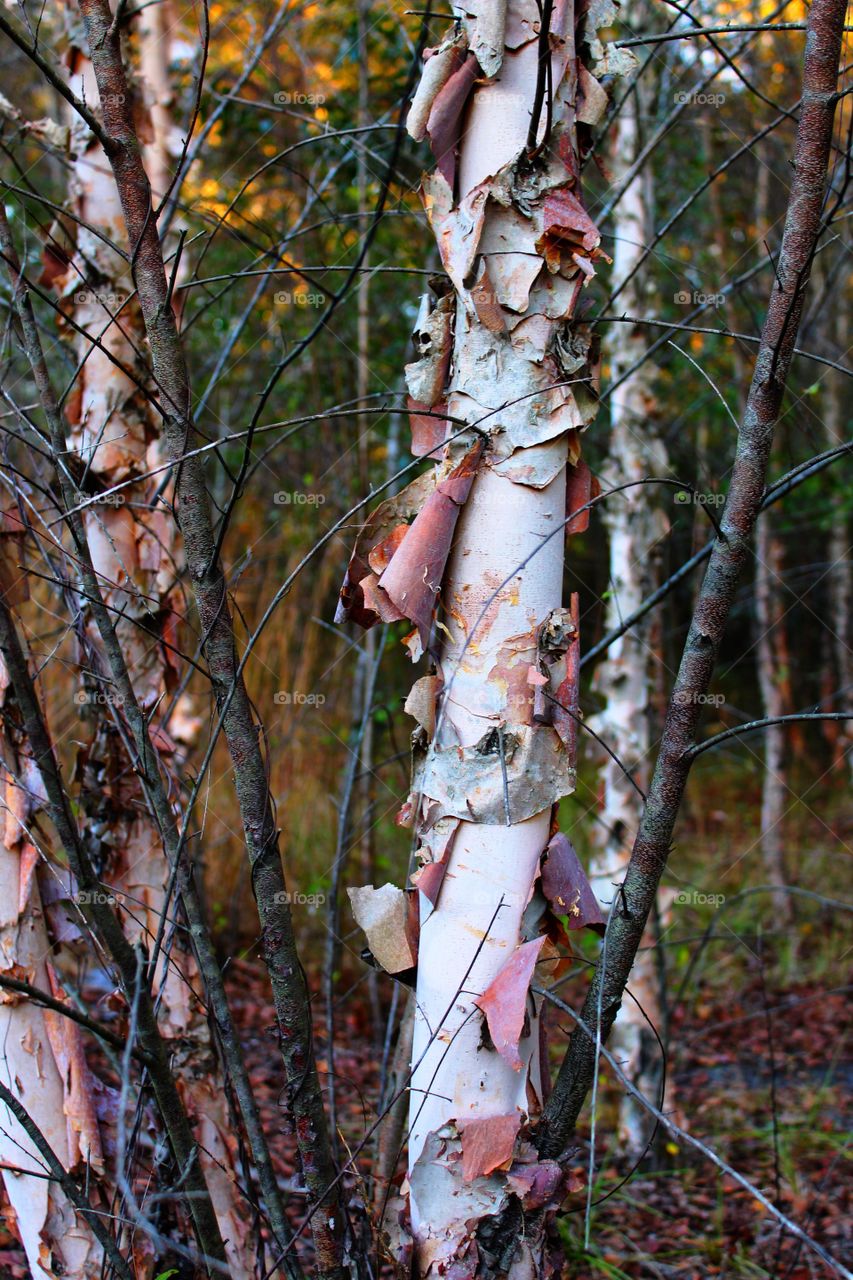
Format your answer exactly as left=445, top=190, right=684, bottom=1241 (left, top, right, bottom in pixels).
left=0, top=595, right=227, bottom=1271
left=536, top=0, right=847, bottom=1171
left=339, top=0, right=630, bottom=1273
left=73, top=4, right=345, bottom=1273
left=0, top=650, right=105, bottom=1280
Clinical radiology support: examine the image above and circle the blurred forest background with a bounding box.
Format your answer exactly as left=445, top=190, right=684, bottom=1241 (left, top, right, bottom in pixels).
left=0, top=0, right=850, bottom=1274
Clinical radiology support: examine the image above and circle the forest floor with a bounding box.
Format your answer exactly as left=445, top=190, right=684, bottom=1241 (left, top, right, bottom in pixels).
left=226, top=952, right=851, bottom=1279
left=0, top=935, right=848, bottom=1279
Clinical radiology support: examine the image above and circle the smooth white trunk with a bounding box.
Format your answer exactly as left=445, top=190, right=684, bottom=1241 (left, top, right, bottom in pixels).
left=409, top=469, right=565, bottom=1272
left=588, top=78, right=671, bottom=1154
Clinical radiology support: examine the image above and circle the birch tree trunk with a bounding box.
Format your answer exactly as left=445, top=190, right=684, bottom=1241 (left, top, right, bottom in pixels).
left=0, top=616, right=104, bottom=1279
left=822, top=275, right=852, bottom=777
left=750, top=150, right=793, bottom=920
left=339, top=0, right=627, bottom=1271
left=56, top=22, right=250, bottom=1272
left=587, top=68, right=672, bottom=1155
left=754, top=518, right=790, bottom=912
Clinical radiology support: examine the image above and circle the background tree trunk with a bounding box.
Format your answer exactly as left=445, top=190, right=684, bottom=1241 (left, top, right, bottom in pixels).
left=754, top=517, right=791, bottom=913
left=822, top=267, right=852, bottom=776
left=58, top=25, right=250, bottom=1273
left=750, top=153, right=792, bottom=921
left=588, top=56, right=672, bottom=1155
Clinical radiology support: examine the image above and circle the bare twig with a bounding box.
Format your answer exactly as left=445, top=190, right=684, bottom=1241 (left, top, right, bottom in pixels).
left=535, top=0, right=848, bottom=1166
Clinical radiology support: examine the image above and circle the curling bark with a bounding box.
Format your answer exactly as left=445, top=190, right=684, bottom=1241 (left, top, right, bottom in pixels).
left=0, top=560, right=103, bottom=1278
left=338, top=0, right=630, bottom=1272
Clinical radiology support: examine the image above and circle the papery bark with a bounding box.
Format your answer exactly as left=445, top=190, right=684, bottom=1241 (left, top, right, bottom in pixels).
left=0, top=645, right=104, bottom=1280
left=405, top=4, right=610, bottom=1258
left=73, top=3, right=346, bottom=1272
left=340, top=0, right=625, bottom=1272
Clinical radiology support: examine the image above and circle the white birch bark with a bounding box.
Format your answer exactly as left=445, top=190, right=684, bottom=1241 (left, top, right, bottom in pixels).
left=587, top=73, right=672, bottom=1156
left=358, top=0, right=625, bottom=1270
left=754, top=520, right=790, bottom=912
left=0, top=639, right=103, bottom=1279
left=339, top=1, right=634, bottom=1266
